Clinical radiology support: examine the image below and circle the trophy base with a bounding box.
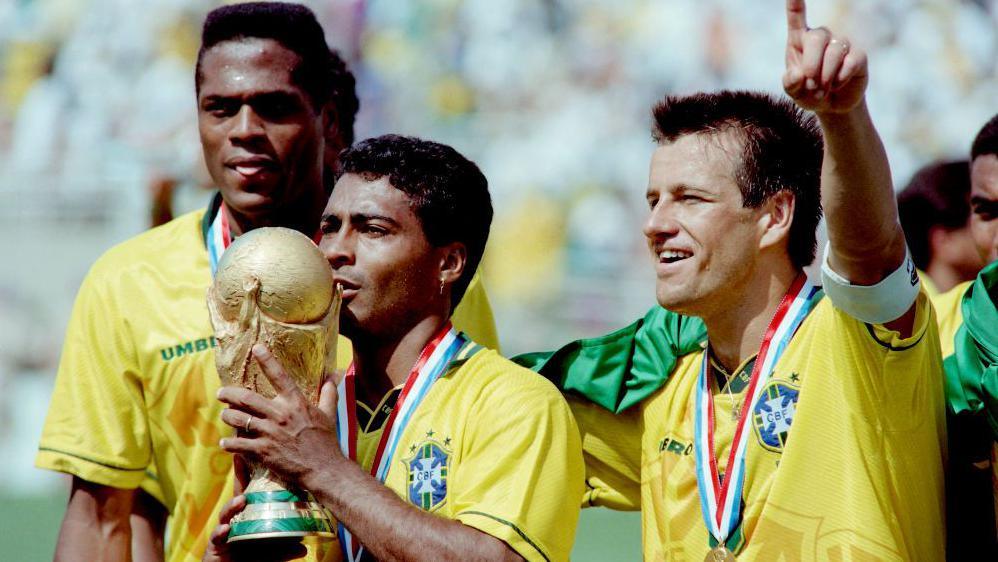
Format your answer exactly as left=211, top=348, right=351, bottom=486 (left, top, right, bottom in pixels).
left=227, top=489, right=337, bottom=543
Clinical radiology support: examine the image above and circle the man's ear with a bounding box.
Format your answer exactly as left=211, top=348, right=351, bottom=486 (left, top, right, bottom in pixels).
left=438, top=242, right=467, bottom=288
left=928, top=226, right=951, bottom=260
left=758, top=190, right=795, bottom=251
left=323, top=106, right=345, bottom=153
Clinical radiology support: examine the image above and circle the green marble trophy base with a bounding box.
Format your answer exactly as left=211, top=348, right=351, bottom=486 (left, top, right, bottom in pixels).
left=227, top=489, right=336, bottom=543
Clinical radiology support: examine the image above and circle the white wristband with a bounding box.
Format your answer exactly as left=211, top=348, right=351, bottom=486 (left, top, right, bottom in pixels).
left=819, top=242, right=920, bottom=324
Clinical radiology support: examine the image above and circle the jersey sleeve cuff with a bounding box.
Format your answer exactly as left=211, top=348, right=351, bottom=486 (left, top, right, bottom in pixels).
left=457, top=510, right=556, bottom=562
left=36, top=446, right=147, bottom=490
left=864, top=289, right=931, bottom=351
left=820, top=242, right=921, bottom=324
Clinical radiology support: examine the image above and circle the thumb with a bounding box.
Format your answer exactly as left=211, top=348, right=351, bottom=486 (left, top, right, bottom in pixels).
left=317, top=375, right=339, bottom=423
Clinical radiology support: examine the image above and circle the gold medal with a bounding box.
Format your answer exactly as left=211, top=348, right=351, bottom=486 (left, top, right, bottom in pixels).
left=705, top=546, right=736, bottom=562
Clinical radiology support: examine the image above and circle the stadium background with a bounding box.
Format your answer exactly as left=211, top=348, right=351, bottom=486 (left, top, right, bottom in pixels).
left=0, top=0, right=994, bottom=559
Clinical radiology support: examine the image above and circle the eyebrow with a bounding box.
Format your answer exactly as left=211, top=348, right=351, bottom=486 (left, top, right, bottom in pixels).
left=971, top=196, right=998, bottom=212
left=648, top=183, right=711, bottom=197
left=200, top=90, right=301, bottom=106
left=673, top=183, right=712, bottom=194
left=320, top=212, right=401, bottom=226
left=352, top=213, right=401, bottom=226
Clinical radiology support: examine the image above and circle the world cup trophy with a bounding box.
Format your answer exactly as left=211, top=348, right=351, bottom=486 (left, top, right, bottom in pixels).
left=208, top=227, right=341, bottom=543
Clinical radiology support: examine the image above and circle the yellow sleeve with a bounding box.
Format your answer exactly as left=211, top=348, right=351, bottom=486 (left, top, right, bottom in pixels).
left=35, top=261, right=151, bottom=489
left=451, top=270, right=500, bottom=352
left=567, top=395, right=643, bottom=511
left=827, top=289, right=944, bottom=431
left=138, top=464, right=166, bottom=506
left=453, top=377, right=584, bottom=562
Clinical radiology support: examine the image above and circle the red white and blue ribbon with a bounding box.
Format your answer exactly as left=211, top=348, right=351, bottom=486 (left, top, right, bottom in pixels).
left=206, top=203, right=233, bottom=277
left=334, top=323, right=470, bottom=562
left=693, top=275, right=821, bottom=549
left=205, top=201, right=324, bottom=276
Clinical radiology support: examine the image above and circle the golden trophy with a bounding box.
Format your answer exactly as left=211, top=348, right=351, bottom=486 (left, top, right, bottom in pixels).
left=208, top=226, right=341, bottom=543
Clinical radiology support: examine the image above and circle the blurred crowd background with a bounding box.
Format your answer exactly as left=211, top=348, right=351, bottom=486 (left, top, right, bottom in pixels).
left=0, top=0, right=995, bottom=558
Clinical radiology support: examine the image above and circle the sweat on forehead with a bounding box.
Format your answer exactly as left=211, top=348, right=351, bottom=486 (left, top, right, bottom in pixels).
left=194, top=1, right=332, bottom=107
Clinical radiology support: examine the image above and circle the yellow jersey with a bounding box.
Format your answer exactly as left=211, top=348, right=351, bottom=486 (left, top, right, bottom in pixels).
left=934, top=280, right=970, bottom=359
left=919, top=270, right=940, bottom=299
left=571, top=291, right=946, bottom=560
left=348, top=348, right=584, bottom=562
left=36, top=205, right=500, bottom=562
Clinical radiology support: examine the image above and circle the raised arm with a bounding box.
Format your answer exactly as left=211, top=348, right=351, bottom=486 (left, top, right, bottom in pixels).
left=783, top=0, right=915, bottom=330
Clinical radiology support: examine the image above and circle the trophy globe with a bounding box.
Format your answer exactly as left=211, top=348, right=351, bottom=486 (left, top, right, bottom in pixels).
left=208, top=226, right=341, bottom=543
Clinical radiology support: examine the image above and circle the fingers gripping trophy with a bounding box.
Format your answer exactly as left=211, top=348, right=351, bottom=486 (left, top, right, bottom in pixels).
left=208, top=227, right=342, bottom=543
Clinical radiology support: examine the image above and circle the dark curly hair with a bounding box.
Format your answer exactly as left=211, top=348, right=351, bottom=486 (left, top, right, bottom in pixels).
left=653, top=90, right=824, bottom=269
left=897, top=160, right=972, bottom=270
left=327, top=49, right=359, bottom=147
left=339, top=135, right=492, bottom=309
left=972, top=113, right=998, bottom=161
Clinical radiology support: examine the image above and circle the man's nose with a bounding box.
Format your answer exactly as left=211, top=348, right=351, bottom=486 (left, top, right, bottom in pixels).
left=230, top=105, right=265, bottom=142
left=643, top=201, right=679, bottom=241
left=320, top=230, right=355, bottom=268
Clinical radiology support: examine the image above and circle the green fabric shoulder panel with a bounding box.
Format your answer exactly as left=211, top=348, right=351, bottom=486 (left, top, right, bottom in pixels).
left=945, top=260, right=998, bottom=437
left=513, top=307, right=707, bottom=413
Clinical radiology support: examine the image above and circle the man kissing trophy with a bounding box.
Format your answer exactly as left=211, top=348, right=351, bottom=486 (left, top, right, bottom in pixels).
left=208, top=227, right=342, bottom=543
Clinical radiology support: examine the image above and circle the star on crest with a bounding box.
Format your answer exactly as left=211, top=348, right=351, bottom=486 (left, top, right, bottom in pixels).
left=426, top=429, right=436, bottom=438
left=409, top=444, right=417, bottom=453
left=790, top=372, right=800, bottom=383
left=444, top=437, right=452, bottom=446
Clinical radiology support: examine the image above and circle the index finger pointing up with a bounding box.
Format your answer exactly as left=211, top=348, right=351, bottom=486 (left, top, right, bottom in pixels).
left=787, top=0, right=808, bottom=33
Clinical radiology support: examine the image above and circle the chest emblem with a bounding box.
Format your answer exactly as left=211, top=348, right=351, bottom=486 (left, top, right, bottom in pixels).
left=752, top=381, right=800, bottom=452
left=404, top=437, right=450, bottom=511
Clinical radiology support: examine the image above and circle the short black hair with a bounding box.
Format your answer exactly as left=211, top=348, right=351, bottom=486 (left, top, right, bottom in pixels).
left=971, top=113, right=998, bottom=161
left=897, top=160, right=972, bottom=270
left=328, top=48, right=359, bottom=147
left=652, top=91, right=824, bottom=269
left=339, top=135, right=492, bottom=309
left=195, top=2, right=333, bottom=111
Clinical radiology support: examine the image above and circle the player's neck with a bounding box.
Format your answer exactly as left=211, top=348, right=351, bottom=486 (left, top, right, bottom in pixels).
left=702, top=260, right=800, bottom=374
left=351, top=313, right=451, bottom=406
left=924, top=261, right=965, bottom=293
left=225, top=185, right=327, bottom=238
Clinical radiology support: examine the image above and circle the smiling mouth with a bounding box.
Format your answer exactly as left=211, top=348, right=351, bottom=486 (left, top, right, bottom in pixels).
left=227, top=160, right=277, bottom=178
left=658, top=249, right=693, bottom=264
left=234, top=165, right=269, bottom=175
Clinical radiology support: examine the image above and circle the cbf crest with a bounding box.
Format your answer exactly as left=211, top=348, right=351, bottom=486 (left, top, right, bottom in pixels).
left=403, top=433, right=451, bottom=511
left=752, top=381, right=800, bottom=452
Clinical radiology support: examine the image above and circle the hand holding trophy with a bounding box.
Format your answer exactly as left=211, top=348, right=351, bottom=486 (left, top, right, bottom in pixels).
left=208, top=227, right=341, bottom=543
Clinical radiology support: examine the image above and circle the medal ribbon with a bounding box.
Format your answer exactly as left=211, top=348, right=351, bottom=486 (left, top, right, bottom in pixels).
left=205, top=200, right=324, bottom=277
left=693, top=275, right=821, bottom=548
left=334, top=322, right=471, bottom=562
left=206, top=202, right=233, bottom=277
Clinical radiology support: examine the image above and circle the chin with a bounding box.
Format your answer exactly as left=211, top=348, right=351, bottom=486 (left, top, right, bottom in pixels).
left=227, top=190, right=275, bottom=211
left=655, top=282, right=707, bottom=316
left=655, top=290, right=691, bottom=313
left=338, top=309, right=361, bottom=340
